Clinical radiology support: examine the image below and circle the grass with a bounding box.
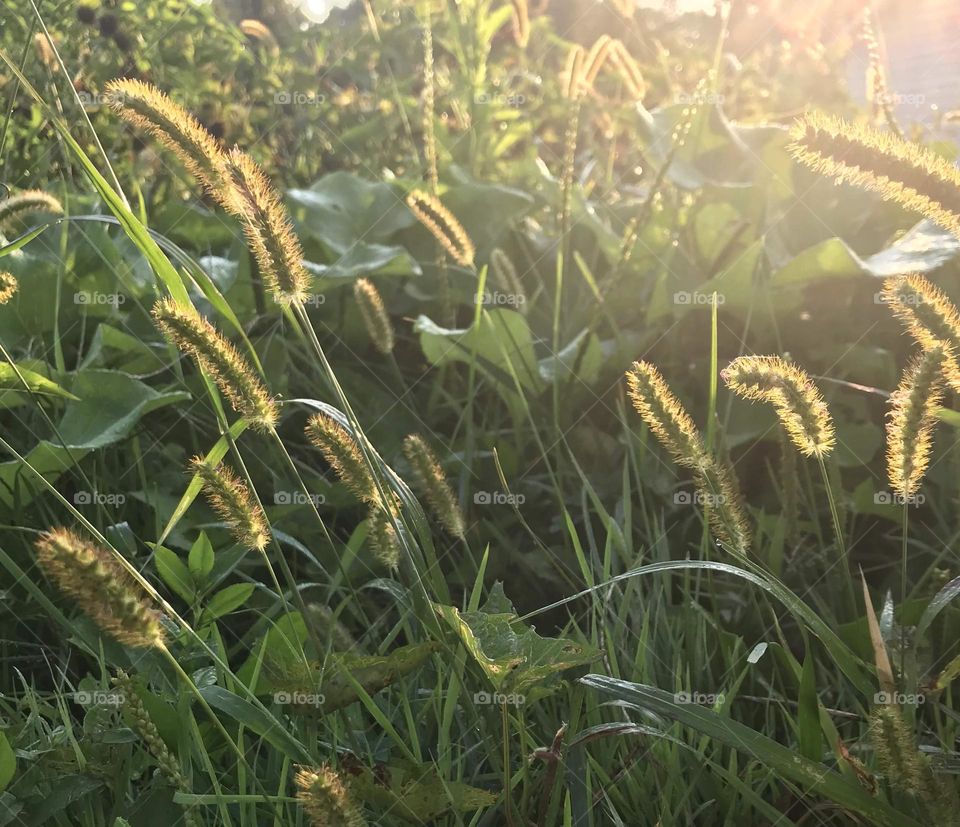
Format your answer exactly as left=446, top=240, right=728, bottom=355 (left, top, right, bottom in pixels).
left=0, top=0, right=960, bottom=825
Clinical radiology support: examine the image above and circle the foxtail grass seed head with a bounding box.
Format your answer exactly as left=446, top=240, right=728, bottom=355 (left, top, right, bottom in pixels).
left=368, top=507, right=401, bottom=569
left=886, top=348, right=945, bottom=500
left=33, top=32, right=57, bottom=70
left=0, top=272, right=17, bottom=305
left=406, top=190, right=475, bottom=267
left=306, top=414, right=379, bottom=505
left=881, top=274, right=960, bottom=389
left=0, top=189, right=63, bottom=231
left=695, top=458, right=751, bottom=556
left=490, top=247, right=526, bottom=310
left=582, top=35, right=615, bottom=87
left=190, top=457, right=269, bottom=551
left=626, top=361, right=707, bottom=468
left=152, top=299, right=278, bottom=431
left=353, top=278, right=394, bottom=354
left=402, top=433, right=465, bottom=538
left=510, top=0, right=530, bottom=47
left=561, top=44, right=586, bottom=100
left=608, top=40, right=646, bottom=100
left=788, top=111, right=960, bottom=238
left=222, top=149, right=310, bottom=305
left=295, top=765, right=367, bottom=827
left=869, top=705, right=931, bottom=799
left=105, top=79, right=228, bottom=195
left=722, top=356, right=835, bottom=458
left=35, top=528, right=163, bottom=649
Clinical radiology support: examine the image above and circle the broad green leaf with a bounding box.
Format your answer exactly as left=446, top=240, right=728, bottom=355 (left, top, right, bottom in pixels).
left=416, top=309, right=542, bottom=397
left=0, top=732, right=14, bottom=792
left=202, top=583, right=255, bottom=621
left=188, top=532, right=215, bottom=580
left=198, top=686, right=308, bottom=761
left=58, top=370, right=189, bottom=449
left=153, top=546, right=194, bottom=603
left=0, top=363, right=78, bottom=408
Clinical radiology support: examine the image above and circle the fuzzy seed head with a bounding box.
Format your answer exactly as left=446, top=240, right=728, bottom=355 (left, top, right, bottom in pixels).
left=305, top=414, right=379, bottom=505
left=582, top=35, right=615, bottom=87
left=295, top=765, right=367, bottom=827
left=490, top=248, right=526, bottom=311
left=608, top=40, right=646, bottom=100
left=406, top=190, right=475, bottom=267
left=190, top=457, right=269, bottom=551
left=153, top=299, right=278, bottom=431
left=510, top=0, right=530, bottom=47
left=222, top=149, right=310, bottom=305
left=722, top=356, right=835, bottom=458
left=695, top=458, right=751, bottom=556
left=881, top=274, right=960, bottom=390
left=626, top=361, right=707, bottom=468
left=105, top=79, right=228, bottom=194
left=886, top=348, right=945, bottom=499
left=353, top=278, right=394, bottom=354
left=0, top=189, right=63, bottom=231
left=35, top=528, right=163, bottom=649
left=561, top=44, right=587, bottom=100
left=0, top=272, right=17, bottom=305
left=789, top=112, right=960, bottom=238
left=403, top=433, right=465, bottom=538
left=368, top=507, right=401, bottom=569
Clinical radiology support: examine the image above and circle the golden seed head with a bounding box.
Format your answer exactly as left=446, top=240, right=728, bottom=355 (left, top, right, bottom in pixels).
left=406, top=190, right=475, bottom=267
left=402, top=433, right=465, bottom=539
left=694, top=458, right=752, bottom=556
left=625, top=361, right=707, bottom=468
left=239, top=18, right=275, bottom=42
left=35, top=528, right=164, bottom=649
left=490, top=248, right=526, bottom=310
left=582, top=35, right=615, bottom=88
left=510, top=0, right=530, bottom=47
left=881, top=274, right=960, bottom=390
left=295, top=765, right=367, bottom=827
left=788, top=111, right=960, bottom=238
left=561, top=44, right=587, bottom=100
left=305, top=414, right=379, bottom=505
left=222, top=149, right=311, bottom=305
left=0, top=272, right=17, bottom=305
left=722, top=355, right=835, bottom=458
left=33, top=32, right=57, bottom=70
left=607, top=40, right=646, bottom=100
left=0, top=189, right=63, bottom=231
left=190, top=457, right=269, bottom=551
left=368, top=507, right=402, bottom=569
left=353, top=278, right=394, bottom=354
left=152, top=299, right=278, bottom=431
left=886, top=348, right=945, bottom=499
left=105, top=79, right=228, bottom=194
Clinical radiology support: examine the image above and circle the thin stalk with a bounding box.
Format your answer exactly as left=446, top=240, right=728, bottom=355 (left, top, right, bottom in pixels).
left=818, top=456, right=855, bottom=612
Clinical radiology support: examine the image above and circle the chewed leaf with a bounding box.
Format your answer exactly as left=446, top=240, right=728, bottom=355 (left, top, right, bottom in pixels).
left=344, top=756, right=496, bottom=822
left=435, top=602, right=600, bottom=693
